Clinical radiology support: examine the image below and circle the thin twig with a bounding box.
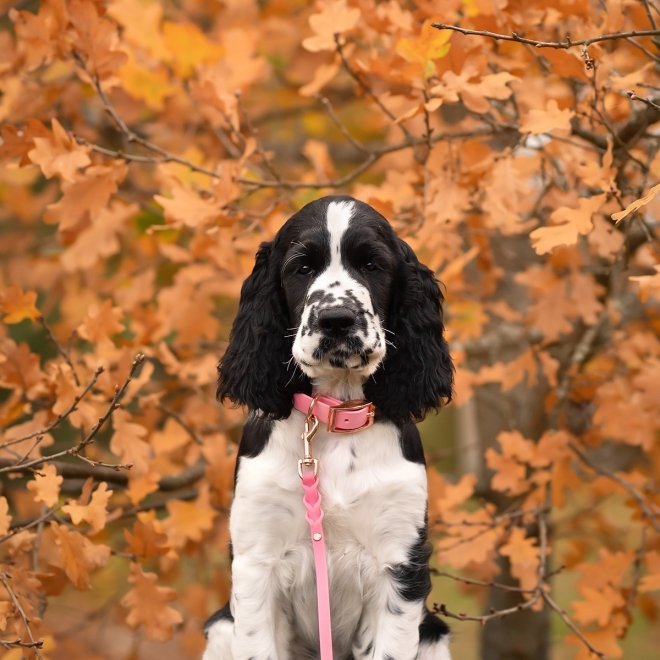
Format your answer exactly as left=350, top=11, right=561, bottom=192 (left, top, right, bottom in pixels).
left=626, top=90, right=660, bottom=112
left=0, top=355, right=144, bottom=475
left=0, top=572, right=43, bottom=658
left=38, top=317, right=80, bottom=386
left=0, top=366, right=104, bottom=451
left=569, top=442, right=660, bottom=533
left=432, top=24, right=660, bottom=49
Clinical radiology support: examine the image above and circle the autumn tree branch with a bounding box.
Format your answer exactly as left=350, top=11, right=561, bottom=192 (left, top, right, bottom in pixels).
left=0, top=355, right=144, bottom=475
left=432, top=23, right=660, bottom=51
left=0, top=572, right=43, bottom=659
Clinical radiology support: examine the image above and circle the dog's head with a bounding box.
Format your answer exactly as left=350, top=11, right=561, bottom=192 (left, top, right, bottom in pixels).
left=218, top=196, right=453, bottom=422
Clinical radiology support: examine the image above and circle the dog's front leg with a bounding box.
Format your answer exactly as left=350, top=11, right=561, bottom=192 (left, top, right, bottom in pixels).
left=351, top=579, right=425, bottom=660
left=230, top=554, right=283, bottom=660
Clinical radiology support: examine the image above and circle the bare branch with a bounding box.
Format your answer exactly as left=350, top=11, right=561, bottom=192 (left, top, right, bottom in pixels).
left=432, top=23, right=660, bottom=51
left=0, top=572, right=43, bottom=659
left=0, top=355, right=144, bottom=475
left=569, top=442, right=660, bottom=533
left=0, top=366, right=104, bottom=451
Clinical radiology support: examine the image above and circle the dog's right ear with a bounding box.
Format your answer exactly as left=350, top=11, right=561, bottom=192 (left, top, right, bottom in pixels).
left=218, top=241, right=309, bottom=418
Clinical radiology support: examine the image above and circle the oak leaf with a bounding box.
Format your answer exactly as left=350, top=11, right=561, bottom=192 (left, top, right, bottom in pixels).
left=44, top=161, right=128, bottom=232
left=110, top=409, right=151, bottom=475
left=68, top=0, right=127, bottom=79
left=27, top=463, right=63, bottom=507
left=611, top=183, right=660, bottom=223
left=27, top=118, right=91, bottom=182
left=572, top=584, right=625, bottom=626
left=47, top=523, right=111, bottom=590
left=9, top=0, right=69, bottom=71
left=155, top=184, right=223, bottom=228
left=123, top=512, right=169, bottom=558
left=76, top=300, right=124, bottom=348
left=62, top=482, right=113, bottom=533
left=530, top=194, right=606, bottom=254
left=118, top=56, right=178, bottom=111
left=303, top=0, right=361, bottom=52
left=500, top=527, right=539, bottom=592
left=162, top=21, right=224, bottom=77
left=61, top=201, right=138, bottom=272
left=161, top=485, right=216, bottom=551
left=396, top=22, right=452, bottom=78
left=121, top=563, right=183, bottom=641
left=520, top=99, right=573, bottom=134
left=0, top=286, right=40, bottom=324
left=0, top=496, right=10, bottom=536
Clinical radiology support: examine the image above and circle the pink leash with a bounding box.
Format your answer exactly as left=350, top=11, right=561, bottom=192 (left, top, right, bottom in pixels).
left=301, top=470, right=334, bottom=660
left=296, top=393, right=375, bottom=660
left=298, top=397, right=334, bottom=660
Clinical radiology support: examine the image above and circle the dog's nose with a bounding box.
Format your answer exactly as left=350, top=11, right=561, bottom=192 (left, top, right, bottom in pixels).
left=318, top=308, right=356, bottom=335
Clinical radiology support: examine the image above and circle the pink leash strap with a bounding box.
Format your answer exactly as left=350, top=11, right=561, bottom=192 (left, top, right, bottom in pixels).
left=301, top=471, right=334, bottom=660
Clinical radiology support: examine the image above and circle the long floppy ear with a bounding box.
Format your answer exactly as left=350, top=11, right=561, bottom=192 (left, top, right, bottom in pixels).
left=365, top=238, right=454, bottom=423
left=218, top=241, right=309, bottom=418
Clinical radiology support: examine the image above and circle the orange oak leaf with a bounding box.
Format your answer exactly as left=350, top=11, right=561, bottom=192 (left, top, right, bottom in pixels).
left=123, top=512, right=169, bottom=558
left=611, top=183, right=660, bottom=223
left=0, top=286, right=40, bottom=324
left=436, top=508, right=503, bottom=568
left=121, top=563, right=183, bottom=641
left=160, top=485, right=216, bottom=550
left=530, top=194, right=606, bottom=254
left=572, top=584, right=625, bottom=626
left=27, top=118, right=91, bottom=182
left=0, top=120, right=50, bottom=164
left=162, top=21, right=224, bottom=77
left=303, top=0, right=361, bottom=52
left=396, top=21, right=452, bottom=77
left=118, top=55, right=178, bottom=111
left=500, top=527, right=539, bottom=592
left=639, top=551, right=660, bottom=593
left=62, top=482, right=113, bottom=533
left=9, top=0, right=69, bottom=71
left=155, top=184, right=223, bottom=228
left=485, top=432, right=535, bottom=496
left=26, top=463, right=63, bottom=507
left=0, top=496, right=11, bottom=535
left=127, top=471, right=161, bottom=505
left=76, top=299, right=124, bottom=347
left=61, top=200, right=138, bottom=272
left=44, top=161, right=128, bottom=232
left=68, top=0, right=127, bottom=79
left=110, top=409, right=151, bottom=475
left=520, top=99, right=573, bottom=134
left=567, top=625, right=623, bottom=660
left=47, top=522, right=111, bottom=590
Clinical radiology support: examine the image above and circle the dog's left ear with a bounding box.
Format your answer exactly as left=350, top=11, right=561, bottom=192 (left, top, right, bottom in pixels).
left=365, top=238, right=454, bottom=423
left=218, top=241, right=309, bottom=418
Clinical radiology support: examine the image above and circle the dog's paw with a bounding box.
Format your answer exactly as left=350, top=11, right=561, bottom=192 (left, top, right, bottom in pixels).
left=202, top=618, right=233, bottom=660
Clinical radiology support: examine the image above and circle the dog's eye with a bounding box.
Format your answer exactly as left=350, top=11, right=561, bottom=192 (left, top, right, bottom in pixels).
left=298, top=264, right=313, bottom=275
left=362, top=261, right=378, bottom=272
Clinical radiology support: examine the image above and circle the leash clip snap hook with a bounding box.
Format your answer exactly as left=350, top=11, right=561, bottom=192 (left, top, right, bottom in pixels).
left=299, top=395, right=320, bottom=478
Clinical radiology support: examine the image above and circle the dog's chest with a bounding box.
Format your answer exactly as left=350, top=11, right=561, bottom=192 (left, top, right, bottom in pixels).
left=230, top=415, right=427, bottom=651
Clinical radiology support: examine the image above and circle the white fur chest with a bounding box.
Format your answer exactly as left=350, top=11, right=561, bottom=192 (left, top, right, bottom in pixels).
left=229, top=413, right=428, bottom=655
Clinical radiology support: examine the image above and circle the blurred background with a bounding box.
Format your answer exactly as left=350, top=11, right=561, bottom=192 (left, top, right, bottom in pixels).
left=0, top=0, right=658, bottom=658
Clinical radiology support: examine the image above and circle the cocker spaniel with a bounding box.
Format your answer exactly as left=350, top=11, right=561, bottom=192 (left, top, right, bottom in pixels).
left=203, top=196, right=453, bottom=660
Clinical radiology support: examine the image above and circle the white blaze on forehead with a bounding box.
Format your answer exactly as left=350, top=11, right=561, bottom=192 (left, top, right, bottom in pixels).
left=326, top=200, right=354, bottom=263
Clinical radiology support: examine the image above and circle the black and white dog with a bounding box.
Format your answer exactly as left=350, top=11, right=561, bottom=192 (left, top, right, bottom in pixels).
left=204, top=196, right=453, bottom=660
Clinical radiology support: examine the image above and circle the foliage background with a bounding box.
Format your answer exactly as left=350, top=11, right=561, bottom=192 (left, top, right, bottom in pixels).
left=0, top=0, right=658, bottom=658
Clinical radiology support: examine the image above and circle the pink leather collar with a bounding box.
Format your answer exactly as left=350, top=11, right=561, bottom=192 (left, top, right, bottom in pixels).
left=292, top=393, right=375, bottom=433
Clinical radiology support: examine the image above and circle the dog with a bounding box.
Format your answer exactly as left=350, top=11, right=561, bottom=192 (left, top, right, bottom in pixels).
left=203, top=196, right=454, bottom=660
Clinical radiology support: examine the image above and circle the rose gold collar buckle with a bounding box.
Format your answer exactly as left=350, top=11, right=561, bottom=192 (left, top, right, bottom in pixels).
left=327, top=400, right=375, bottom=434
